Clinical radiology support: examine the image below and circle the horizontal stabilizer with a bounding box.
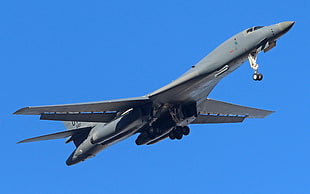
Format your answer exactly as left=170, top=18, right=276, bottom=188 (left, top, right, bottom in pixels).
left=17, top=127, right=92, bottom=143
left=14, top=96, right=150, bottom=115
left=197, top=98, right=274, bottom=119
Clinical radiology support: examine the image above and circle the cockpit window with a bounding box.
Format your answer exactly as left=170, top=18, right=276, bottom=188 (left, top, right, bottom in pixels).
left=246, top=26, right=264, bottom=33
left=246, top=28, right=253, bottom=33
left=254, top=26, right=264, bottom=30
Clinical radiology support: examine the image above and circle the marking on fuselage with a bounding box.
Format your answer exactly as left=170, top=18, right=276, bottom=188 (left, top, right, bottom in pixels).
left=215, top=65, right=229, bottom=77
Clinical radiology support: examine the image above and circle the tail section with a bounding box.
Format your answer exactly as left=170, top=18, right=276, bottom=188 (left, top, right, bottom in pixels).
left=17, top=122, right=95, bottom=148
left=62, top=121, right=97, bottom=147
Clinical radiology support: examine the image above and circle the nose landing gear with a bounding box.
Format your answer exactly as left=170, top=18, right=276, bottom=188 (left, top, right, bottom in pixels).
left=248, top=52, right=263, bottom=81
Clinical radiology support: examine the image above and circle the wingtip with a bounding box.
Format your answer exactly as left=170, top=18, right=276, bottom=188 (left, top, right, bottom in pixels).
left=13, top=107, right=30, bottom=115
left=17, top=137, right=35, bottom=143
left=16, top=139, right=26, bottom=144
left=259, top=110, right=275, bottom=118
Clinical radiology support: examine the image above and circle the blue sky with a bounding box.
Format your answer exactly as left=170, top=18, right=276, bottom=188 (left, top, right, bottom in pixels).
left=1, top=0, right=309, bottom=193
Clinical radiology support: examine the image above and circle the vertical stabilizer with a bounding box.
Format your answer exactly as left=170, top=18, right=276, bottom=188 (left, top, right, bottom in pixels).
left=63, top=121, right=95, bottom=147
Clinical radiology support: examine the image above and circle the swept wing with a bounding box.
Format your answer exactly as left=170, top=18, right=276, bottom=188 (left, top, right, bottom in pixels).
left=14, top=96, right=151, bottom=116
left=193, top=98, right=274, bottom=124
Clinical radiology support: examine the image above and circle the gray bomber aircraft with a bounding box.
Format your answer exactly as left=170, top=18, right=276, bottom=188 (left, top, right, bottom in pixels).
left=15, top=21, right=294, bottom=165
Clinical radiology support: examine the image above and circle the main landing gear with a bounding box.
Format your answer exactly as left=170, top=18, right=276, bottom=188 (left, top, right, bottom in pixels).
left=169, top=126, right=190, bottom=140
left=248, top=52, right=263, bottom=81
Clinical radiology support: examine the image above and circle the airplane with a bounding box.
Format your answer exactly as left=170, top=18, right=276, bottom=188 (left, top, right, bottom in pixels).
left=15, top=21, right=294, bottom=166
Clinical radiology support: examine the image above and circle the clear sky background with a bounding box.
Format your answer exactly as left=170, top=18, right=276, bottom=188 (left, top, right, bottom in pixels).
left=1, top=1, right=309, bottom=193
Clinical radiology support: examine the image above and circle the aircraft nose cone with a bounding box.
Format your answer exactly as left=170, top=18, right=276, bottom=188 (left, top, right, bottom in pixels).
left=66, top=152, right=80, bottom=166
left=278, top=21, right=295, bottom=33
left=66, top=153, right=76, bottom=166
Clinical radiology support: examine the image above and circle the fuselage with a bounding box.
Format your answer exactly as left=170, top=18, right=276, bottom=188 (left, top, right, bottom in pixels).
left=148, top=21, right=294, bottom=104
left=66, top=21, right=294, bottom=165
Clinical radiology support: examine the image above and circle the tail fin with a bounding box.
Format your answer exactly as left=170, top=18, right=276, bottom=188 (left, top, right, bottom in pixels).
left=62, top=121, right=96, bottom=147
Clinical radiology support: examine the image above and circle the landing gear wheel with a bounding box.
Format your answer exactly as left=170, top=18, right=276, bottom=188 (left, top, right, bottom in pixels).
left=257, top=73, right=263, bottom=81
left=169, top=126, right=190, bottom=140
left=252, top=73, right=258, bottom=81
left=182, top=126, right=190, bottom=136
left=175, top=131, right=183, bottom=140
left=174, top=126, right=183, bottom=140
left=169, top=131, right=176, bottom=140
left=252, top=73, right=263, bottom=81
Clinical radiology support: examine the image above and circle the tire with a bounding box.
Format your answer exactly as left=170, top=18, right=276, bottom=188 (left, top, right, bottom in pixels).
left=253, top=73, right=258, bottom=81
left=175, top=128, right=183, bottom=140
left=182, top=126, right=190, bottom=136
left=175, top=132, right=183, bottom=140
left=169, top=131, right=176, bottom=140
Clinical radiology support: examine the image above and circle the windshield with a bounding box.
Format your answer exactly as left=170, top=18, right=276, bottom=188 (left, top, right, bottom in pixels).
left=246, top=26, right=264, bottom=33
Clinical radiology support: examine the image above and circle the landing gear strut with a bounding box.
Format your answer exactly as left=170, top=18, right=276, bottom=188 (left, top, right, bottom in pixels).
left=248, top=52, right=263, bottom=81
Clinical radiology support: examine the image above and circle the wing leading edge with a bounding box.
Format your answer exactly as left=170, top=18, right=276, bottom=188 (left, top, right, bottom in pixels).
left=14, top=96, right=151, bottom=115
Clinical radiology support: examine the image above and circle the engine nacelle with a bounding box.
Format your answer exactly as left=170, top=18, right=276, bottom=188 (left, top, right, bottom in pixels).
left=91, top=108, right=145, bottom=144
